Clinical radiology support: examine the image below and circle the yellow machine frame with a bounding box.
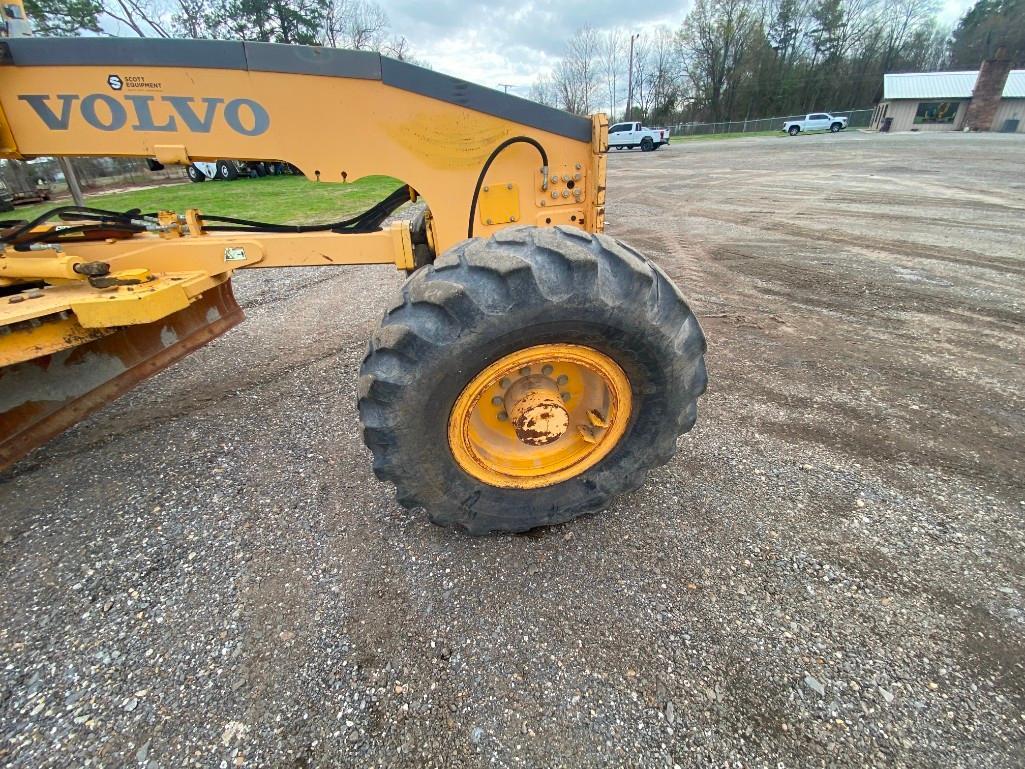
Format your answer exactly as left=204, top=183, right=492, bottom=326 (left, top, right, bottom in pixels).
left=0, top=37, right=609, bottom=468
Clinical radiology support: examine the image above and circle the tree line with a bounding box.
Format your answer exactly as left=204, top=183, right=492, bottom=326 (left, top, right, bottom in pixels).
left=529, top=0, right=1022, bottom=124
left=24, top=0, right=423, bottom=61
left=20, top=0, right=1025, bottom=126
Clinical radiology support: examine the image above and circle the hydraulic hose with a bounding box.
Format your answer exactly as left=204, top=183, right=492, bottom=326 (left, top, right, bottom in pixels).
left=0, top=187, right=414, bottom=249
left=467, top=137, right=549, bottom=239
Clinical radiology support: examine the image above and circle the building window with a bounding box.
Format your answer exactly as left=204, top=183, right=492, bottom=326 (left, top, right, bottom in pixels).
left=914, top=101, right=959, bottom=124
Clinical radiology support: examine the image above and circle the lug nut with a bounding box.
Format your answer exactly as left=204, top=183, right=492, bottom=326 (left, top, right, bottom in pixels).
left=491, top=395, right=504, bottom=406
left=519, top=366, right=531, bottom=376
left=561, top=392, right=571, bottom=402
left=499, top=377, right=511, bottom=388
left=541, top=364, right=553, bottom=376
left=556, top=374, right=568, bottom=386
left=497, top=411, right=508, bottom=421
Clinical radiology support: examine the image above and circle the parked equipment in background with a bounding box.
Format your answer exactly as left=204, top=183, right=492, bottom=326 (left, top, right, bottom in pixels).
left=185, top=159, right=296, bottom=182
left=783, top=113, right=849, bottom=135
left=607, top=122, right=669, bottom=151
left=0, top=37, right=706, bottom=534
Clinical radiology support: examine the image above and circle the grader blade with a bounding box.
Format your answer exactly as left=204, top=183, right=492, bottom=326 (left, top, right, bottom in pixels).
left=0, top=281, right=242, bottom=470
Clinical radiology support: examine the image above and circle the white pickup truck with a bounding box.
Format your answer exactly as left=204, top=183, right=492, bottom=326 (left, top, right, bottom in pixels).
left=782, top=113, right=848, bottom=136
left=608, top=122, right=669, bottom=151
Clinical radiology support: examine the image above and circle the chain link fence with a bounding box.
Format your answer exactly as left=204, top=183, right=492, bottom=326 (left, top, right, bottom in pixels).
left=667, top=108, right=875, bottom=137
left=1, top=156, right=184, bottom=199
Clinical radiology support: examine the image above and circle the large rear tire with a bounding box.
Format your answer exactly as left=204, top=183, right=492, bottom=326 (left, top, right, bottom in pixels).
left=641, top=136, right=655, bottom=152
left=358, top=226, right=707, bottom=534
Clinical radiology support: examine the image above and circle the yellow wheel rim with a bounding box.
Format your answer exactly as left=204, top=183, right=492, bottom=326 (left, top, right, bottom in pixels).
left=447, top=344, right=632, bottom=489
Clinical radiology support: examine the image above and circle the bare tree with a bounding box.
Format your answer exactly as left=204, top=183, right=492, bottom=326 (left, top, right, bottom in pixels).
left=648, top=26, right=682, bottom=122
left=103, top=0, right=171, bottom=37
left=322, top=0, right=387, bottom=49
left=628, top=35, right=652, bottom=119
left=552, top=25, right=602, bottom=115
left=879, top=0, right=939, bottom=71
left=174, top=0, right=207, bottom=38
left=601, top=29, right=625, bottom=120
left=528, top=75, right=559, bottom=107
left=677, top=0, right=757, bottom=120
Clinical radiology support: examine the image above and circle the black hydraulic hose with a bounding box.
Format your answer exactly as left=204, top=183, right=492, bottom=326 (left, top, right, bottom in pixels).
left=12, top=223, right=144, bottom=250
left=198, top=186, right=412, bottom=234
left=1, top=205, right=144, bottom=244
left=467, top=136, right=549, bottom=239
left=1, top=186, right=413, bottom=247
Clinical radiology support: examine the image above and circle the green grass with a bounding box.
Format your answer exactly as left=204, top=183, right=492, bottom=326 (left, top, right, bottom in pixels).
left=670, top=130, right=783, bottom=143
left=12, top=174, right=404, bottom=224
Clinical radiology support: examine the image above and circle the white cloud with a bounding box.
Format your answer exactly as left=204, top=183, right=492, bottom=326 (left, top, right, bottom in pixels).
left=937, top=0, right=973, bottom=26
left=384, top=0, right=687, bottom=93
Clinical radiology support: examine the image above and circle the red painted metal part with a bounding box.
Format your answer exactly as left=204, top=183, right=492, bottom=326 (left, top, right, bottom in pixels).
left=0, top=280, right=244, bottom=470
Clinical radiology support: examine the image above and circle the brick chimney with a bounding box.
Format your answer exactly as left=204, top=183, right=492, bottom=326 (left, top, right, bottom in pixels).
left=963, top=46, right=1012, bottom=131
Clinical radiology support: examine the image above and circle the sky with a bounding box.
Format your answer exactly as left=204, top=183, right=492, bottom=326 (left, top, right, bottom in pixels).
left=100, top=0, right=979, bottom=94
left=381, top=0, right=977, bottom=93
left=384, top=0, right=684, bottom=94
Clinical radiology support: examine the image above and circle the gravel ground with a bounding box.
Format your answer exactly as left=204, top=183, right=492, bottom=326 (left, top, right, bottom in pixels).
left=2, top=132, right=1024, bottom=768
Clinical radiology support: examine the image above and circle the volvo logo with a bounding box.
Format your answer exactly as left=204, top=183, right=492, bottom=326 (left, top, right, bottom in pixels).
left=17, top=94, right=271, bottom=137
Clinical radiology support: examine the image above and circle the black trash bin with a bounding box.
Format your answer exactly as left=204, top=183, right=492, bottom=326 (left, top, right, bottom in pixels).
left=880, top=117, right=893, bottom=133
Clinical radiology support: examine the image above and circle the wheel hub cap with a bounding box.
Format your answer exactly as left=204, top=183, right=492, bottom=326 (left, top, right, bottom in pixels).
left=505, top=375, right=570, bottom=446
left=447, top=344, right=632, bottom=489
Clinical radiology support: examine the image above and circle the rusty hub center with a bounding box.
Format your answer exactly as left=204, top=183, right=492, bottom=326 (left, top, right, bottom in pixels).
left=504, top=375, right=570, bottom=446
left=447, top=343, right=632, bottom=489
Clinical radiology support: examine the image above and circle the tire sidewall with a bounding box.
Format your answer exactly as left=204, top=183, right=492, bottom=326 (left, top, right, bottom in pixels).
left=384, top=305, right=687, bottom=530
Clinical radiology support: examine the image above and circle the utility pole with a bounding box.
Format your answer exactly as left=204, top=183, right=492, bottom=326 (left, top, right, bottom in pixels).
left=57, top=157, right=85, bottom=207
left=625, top=33, right=640, bottom=122
left=498, top=83, right=515, bottom=93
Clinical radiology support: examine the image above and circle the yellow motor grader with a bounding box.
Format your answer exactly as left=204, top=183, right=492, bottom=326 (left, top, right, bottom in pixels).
left=0, top=36, right=706, bottom=534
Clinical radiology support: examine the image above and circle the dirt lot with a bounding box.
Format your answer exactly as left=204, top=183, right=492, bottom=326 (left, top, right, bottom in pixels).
left=2, top=132, right=1024, bottom=768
